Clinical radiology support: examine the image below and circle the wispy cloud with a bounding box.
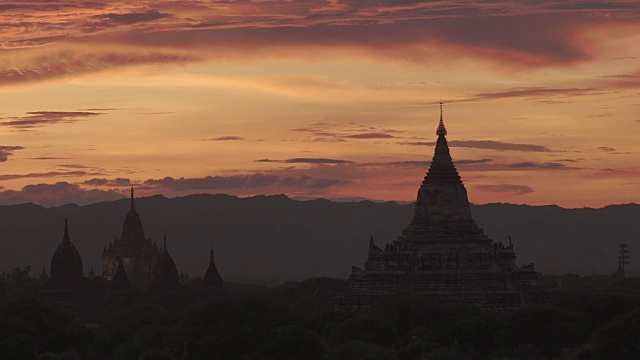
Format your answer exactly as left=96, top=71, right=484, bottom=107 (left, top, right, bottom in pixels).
left=0, top=145, right=23, bottom=162
left=256, top=157, right=354, bottom=164
left=475, top=183, right=534, bottom=195
left=509, top=162, right=565, bottom=169
left=0, top=50, right=196, bottom=86
left=469, top=86, right=602, bottom=102
left=0, top=0, right=630, bottom=86
left=205, top=136, right=245, bottom=141
left=399, top=139, right=554, bottom=152
left=0, top=170, right=106, bottom=181
left=344, top=133, right=396, bottom=139
left=143, top=173, right=347, bottom=190
left=84, top=178, right=132, bottom=187
left=0, top=111, right=103, bottom=129
left=591, top=167, right=640, bottom=178
left=99, top=10, right=169, bottom=25
left=27, top=156, right=70, bottom=160
left=291, top=121, right=403, bottom=142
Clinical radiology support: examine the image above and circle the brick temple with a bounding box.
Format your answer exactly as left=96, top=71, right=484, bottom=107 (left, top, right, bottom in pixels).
left=344, top=104, right=537, bottom=310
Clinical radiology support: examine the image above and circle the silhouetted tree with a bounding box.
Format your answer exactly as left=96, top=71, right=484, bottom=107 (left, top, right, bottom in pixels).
left=591, top=308, right=640, bottom=360
left=0, top=298, right=88, bottom=359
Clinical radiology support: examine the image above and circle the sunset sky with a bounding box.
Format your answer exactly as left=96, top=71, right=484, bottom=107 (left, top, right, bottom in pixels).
left=1, top=0, right=639, bottom=208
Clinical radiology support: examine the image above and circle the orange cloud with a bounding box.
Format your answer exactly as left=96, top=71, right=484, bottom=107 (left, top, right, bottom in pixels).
left=0, top=145, right=24, bottom=162
left=0, top=1, right=637, bottom=87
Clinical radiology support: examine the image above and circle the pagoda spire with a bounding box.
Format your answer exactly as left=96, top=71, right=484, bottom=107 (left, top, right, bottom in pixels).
left=130, top=186, right=135, bottom=211
left=113, top=258, right=131, bottom=291
left=368, top=235, right=377, bottom=257
left=39, top=267, right=48, bottom=282
left=163, top=235, right=169, bottom=255
left=436, top=101, right=447, bottom=137
left=62, top=218, right=70, bottom=243
left=203, top=242, right=224, bottom=287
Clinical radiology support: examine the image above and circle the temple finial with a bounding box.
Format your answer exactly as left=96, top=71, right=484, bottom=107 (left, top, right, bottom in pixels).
left=436, top=101, right=447, bottom=137
left=368, top=235, right=377, bottom=257
left=163, top=235, right=168, bottom=255
left=63, top=218, right=70, bottom=243
left=130, top=186, right=135, bottom=211
left=210, top=245, right=214, bottom=258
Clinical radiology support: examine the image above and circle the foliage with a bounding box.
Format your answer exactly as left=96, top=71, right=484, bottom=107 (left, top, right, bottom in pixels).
left=0, top=297, right=88, bottom=360
left=1, top=274, right=640, bottom=359
left=0, top=266, right=33, bottom=297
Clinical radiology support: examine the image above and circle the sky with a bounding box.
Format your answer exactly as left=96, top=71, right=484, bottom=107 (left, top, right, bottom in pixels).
left=0, top=0, right=639, bottom=208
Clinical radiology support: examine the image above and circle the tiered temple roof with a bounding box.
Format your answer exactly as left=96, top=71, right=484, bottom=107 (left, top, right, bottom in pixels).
left=102, top=188, right=160, bottom=291
left=203, top=246, right=224, bottom=288
left=344, top=104, right=537, bottom=310
left=149, top=236, right=180, bottom=292
left=49, top=219, right=84, bottom=287
left=112, top=258, right=131, bottom=291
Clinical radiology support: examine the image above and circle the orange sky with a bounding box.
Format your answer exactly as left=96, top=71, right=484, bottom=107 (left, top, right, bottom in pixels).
left=0, top=1, right=639, bottom=208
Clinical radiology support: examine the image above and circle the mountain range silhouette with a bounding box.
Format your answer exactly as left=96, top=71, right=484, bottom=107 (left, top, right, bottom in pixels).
left=1, top=194, right=637, bottom=283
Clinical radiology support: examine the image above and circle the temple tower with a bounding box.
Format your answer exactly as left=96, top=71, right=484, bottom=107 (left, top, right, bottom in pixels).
left=345, top=104, right=537, bottom=310
left=149, top=236, right=180, bottom=292
left=102, top=188, right=160, bottom=291
left=49, top=219, right=84, bottom=287
left=112, top=258, right=131, bottom=291
left=203, top=246, right=224, bottom=288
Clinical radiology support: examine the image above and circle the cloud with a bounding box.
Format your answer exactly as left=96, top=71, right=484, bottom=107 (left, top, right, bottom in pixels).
left=383, top=160, right=429, bottom=168
left=27, top=156, right=70, bottom=160
left=0, top=170, right=351, bottom=206
left=100, top=11, right=169, bottom=25
left=358, top=159, right=491, bottom=168
left=456, top=161, right=577, bottom=172
left=291, top=121, right=403, bottom=142
left=399, top=139, right=553, bottom=152
left=0, top=145, right=24, bottom=161
left=475, top=184, right=534, bottom=195
left=0, top=182, right=124, bottom=207
left=84, top=178, right=132, bottom=187
left=0, top=111, right=102, bottom=129
left=0, top=170, right=106, bottom=181
left=144, top=174, right=281, bottom=190
left=344, top=133, right=396, bottom=139
left=97, top=12, right=600, bottom=66
left=279, top=175, right=345, bottom=189
left=0, top=49, right=196, bottom=86
left=508, top=162, right=566, bottom=169
left=591, top=168, right=640, bottom=178
left=205, top=136, right=245, bottom=141
left=468, top=86, right=602, bottom=101
left=256, top=158, right=354, bottom=164
left=0, top=0, right=630, bottom=86
left=285, top=158, right=353, bottom=164
left=142, top=173, right=348, bottom=191
left=598, top=146, right=615, bottom=152
left=456, top=158, right=493, bottom=165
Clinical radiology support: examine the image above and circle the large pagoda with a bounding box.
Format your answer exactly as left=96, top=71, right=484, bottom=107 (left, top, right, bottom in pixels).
left=345, top=104, right=537, bottom=310
left=102, top=188, right=160, bottom=291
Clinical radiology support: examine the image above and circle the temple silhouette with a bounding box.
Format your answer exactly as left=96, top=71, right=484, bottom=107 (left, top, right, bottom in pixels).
left=42, top=190, right=225, bottom=298
left=343, top=104, right=538, bottom=310
left=48, top=219, right=83, bottom=288
left=101, top=188, right=161, bottom=291
left=38, top=105, right=541, bottom=310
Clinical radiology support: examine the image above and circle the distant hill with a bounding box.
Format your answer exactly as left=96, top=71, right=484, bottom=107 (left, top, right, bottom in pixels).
left=0, top=194, right=637, bottom=283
